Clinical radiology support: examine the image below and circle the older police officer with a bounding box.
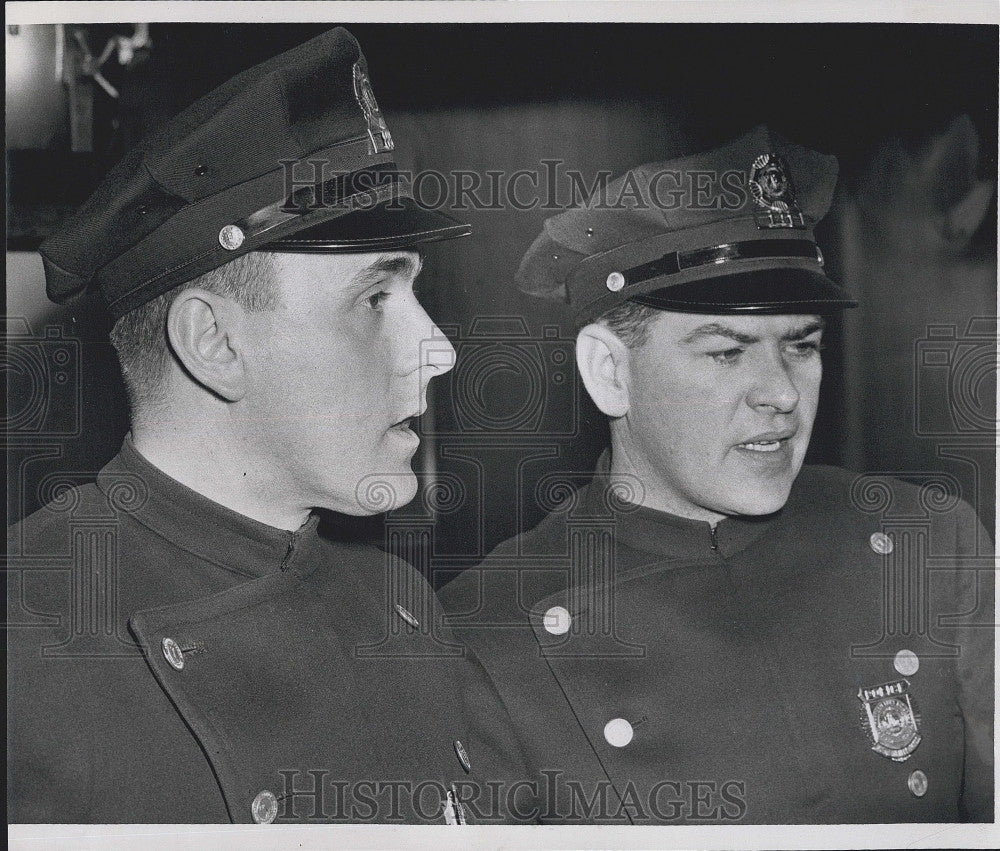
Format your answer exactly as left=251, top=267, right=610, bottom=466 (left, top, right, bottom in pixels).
left=441, top=125, right=994, bottom=823
left=8, top=29, right=532, bottom=824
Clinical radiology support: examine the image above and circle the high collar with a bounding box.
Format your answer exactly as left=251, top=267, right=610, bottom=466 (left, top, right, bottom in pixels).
left=582, top=450, right=779, bottom=562
left=96, top=436, right=320, bottom=579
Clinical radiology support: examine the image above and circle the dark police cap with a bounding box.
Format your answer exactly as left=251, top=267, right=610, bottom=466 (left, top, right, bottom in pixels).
left=517, top=125, right=857, bottom=326
left=40, top=27, right=470, bottom=319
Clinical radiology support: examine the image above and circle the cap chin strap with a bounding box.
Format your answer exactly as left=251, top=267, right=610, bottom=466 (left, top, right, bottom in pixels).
left=236, top=164, right=406, bottom=244
left=618, top=238, right=823, bottom=289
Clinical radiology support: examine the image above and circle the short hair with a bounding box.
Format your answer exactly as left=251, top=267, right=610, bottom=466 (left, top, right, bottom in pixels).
left=595, top=299, right=662, bottom=349
left=109, top=251, right=279, bottom=414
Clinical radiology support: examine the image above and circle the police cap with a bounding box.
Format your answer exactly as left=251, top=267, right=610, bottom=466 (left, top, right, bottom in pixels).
left=517, top=125, right=857, bottom=326
left=40, top=27, right=470, bottom=319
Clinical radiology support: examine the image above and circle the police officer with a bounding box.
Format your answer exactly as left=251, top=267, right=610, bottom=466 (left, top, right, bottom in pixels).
left=8, top=28, right=533, bottom=824
left=440, top=125, right=994, bottom=823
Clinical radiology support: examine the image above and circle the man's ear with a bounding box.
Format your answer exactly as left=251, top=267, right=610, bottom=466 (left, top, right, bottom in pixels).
left=576, top=322, right=631, bottom=418
left=166, top=288, right=247, bottom=402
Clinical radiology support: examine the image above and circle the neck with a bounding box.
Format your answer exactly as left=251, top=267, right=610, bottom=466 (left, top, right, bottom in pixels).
left=608, top=432, right=727, bottom=526
left=131, top=411, right=310, bottom=533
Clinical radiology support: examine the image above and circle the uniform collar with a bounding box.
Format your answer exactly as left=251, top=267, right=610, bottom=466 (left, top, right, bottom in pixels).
left=96, top=436, right=320, bottom=579
left=582, top=450, right=779, bottom=562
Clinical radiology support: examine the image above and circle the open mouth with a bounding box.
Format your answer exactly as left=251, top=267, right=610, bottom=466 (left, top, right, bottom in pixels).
left=735, top=431, right=796, bottom=453
left=736, top=440, right=784, bottom=452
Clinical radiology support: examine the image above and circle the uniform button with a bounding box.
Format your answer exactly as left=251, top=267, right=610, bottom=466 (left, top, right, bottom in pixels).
left=606, top=271, right=626, bottom=292
left=454, top=739, right=471, bottom=773
left=870, top=532, right=894, bottom=555
left=604, top=718, right=633, bottom=747
left=251, top=789, right=278, bottom=823
left=161, top=637, right=184, bottom=671
left=907, top=770, right=928, bottom=798
left=543, top=605, right=571, bottom=635
left=894, top=649, right=919, bottom=676
left=394, top=603, right=420, bottom=628
left=218, top=224, right=245, bottom=251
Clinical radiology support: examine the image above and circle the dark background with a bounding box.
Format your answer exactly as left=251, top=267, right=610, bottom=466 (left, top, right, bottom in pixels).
left=6, top=23, right=997, bottom=578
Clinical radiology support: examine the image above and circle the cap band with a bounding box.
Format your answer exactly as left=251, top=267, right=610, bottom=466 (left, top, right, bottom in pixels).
left=619, top=238, right=822, bottom=289
left=237, top=163, right=403, bottom=244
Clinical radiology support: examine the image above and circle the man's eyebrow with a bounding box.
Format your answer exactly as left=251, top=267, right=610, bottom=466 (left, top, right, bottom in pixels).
left=782, top=318, right=826, bottom=341
left=679, top=317, right=827, bottom=346
left=349, top=253, right=423, bottom=289
left=679, top=323, right=759, bottom=346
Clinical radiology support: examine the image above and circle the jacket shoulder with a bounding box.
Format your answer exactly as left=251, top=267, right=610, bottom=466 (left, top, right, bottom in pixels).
left=8, top=482, right=108, bottom=552
left=792, top=465, right=991, bottom=558
left=796, top=463, right=985, bottom=521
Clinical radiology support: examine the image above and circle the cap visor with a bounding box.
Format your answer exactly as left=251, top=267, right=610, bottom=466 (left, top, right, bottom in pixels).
left=263, top=197, right=471, bottom=253
left=631, top=268, right=857, bottom=314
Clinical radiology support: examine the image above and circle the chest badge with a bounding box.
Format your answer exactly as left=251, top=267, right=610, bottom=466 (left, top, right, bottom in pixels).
left=858, top=679, right=922, bottom=762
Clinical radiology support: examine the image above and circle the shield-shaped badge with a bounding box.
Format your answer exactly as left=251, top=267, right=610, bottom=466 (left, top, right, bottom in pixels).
left=748, top=152, right=806, bottom=229
left=858, top=679, right=922, bottom=762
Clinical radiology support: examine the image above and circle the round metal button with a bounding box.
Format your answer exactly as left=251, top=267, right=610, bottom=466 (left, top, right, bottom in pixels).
left=454, top=739, right=471, bottom=773
left=161, top=637, right=184, bottom=671
left=251, top=789, right=278, bottom=824
left=543, top=605, right=571, bottom=635
left=218, top=224, right=245, bottom=251
left=606, top=271, right=626, bottom=292
left=870, top=532, right=894, bottom=555
left=907, top=770, right=928, bottom=798
left=604, top=718, right=633, bottom=747
left=894, top=649, right=919, bottom=676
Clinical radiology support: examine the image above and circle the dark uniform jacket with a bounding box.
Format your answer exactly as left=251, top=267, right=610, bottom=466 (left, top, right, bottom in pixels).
left=8, top=439, right=533, bottom=824
left=440, top=453, right=994, bottom=824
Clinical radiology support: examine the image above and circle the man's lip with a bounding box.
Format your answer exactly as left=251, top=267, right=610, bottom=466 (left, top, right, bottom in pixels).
left=390, top=409, right=426, bottom=429
left=735, top=429, right=796, bottom=446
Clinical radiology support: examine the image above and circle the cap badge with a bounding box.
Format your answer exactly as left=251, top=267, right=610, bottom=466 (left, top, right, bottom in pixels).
left=353, top=62, right=394, bottom=155
left=748, top=153, right=805, bottom=229
left=857, top=679, right=922, bottom=762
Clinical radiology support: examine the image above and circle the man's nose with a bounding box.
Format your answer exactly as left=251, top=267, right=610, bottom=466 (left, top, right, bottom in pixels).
left=410, top=303, right=456, bottom=377
left=745, top=350, right=800, bottom=413
left=421, top=324, right=457, bottom=377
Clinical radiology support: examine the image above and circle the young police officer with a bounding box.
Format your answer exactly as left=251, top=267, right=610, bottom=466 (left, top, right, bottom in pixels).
left=441, top=125, right=994, bottom=823
left=8, top=28, right=531, bottom=824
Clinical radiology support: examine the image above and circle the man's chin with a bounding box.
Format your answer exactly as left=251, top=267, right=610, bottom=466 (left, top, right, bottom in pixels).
left=349, top=468, right=419, bottom=515
left=716, top=484, right=793, bottom=517
left=699, top=473, right=796, bottom=518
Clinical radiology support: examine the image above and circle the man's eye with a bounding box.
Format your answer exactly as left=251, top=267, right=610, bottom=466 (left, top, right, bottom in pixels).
left=366, top=290, right=390, bottom=311
left=710, top=347, right=743, bottom=365
left=787, top=340, right=825, bottom=358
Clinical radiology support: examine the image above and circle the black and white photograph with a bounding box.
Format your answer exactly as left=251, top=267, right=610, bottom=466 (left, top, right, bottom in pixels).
left=6, top=1, right=998, bottom=848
